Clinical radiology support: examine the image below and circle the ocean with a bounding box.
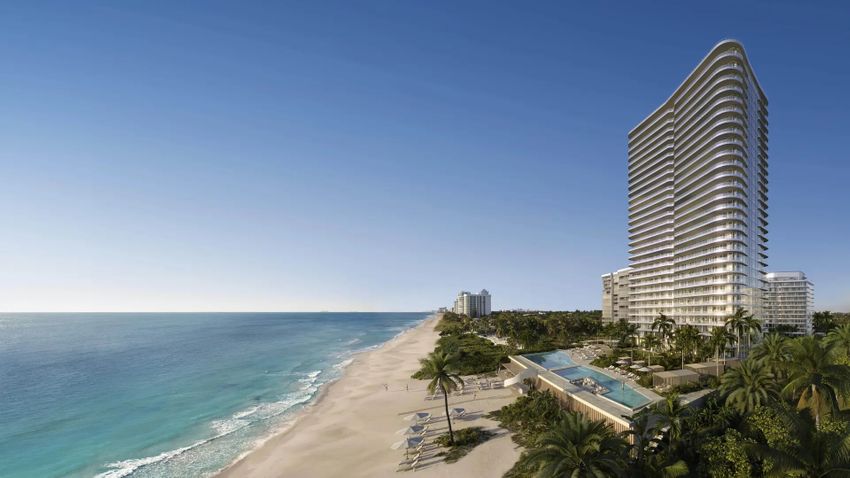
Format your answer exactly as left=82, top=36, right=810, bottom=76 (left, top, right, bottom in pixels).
left=0, top=312, right=430, bottom=478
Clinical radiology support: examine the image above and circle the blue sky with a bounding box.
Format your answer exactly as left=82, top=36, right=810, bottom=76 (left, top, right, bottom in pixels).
left=1, top=1, right=848, bottom=312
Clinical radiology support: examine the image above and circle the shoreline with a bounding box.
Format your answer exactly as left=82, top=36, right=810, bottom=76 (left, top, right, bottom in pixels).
left=215, top=314, right=440, bottom=477
left=231, top=314, right=436, bottom=465
left=216, top=313, right=521, bottom=477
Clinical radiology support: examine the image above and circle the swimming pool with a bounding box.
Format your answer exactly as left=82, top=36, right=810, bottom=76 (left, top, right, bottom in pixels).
left=524, top=350, right=575, bottom=370
left=554, top=366, right=651, bottom=409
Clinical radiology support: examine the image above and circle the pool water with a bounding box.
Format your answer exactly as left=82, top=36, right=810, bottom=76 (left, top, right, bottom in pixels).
left=554, top=367, right=651, bottom=409
left=524, top=350, right=575, bottom=369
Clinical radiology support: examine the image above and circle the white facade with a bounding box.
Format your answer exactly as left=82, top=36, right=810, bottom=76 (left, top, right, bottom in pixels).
left=452, top=289, right=492, bottom=318
left=627, top=40, right=769, bottom=334
left=764, top=271, right=814, bottom=336
left=601, top=268, right=631, bottom=323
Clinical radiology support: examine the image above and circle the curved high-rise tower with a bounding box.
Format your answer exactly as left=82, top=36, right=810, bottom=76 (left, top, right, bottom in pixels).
left=627, top=40, right=768, bottom=334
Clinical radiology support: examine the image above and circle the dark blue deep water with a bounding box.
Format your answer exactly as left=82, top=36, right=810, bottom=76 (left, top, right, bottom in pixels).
left=0, top=312, right=428, bottom=478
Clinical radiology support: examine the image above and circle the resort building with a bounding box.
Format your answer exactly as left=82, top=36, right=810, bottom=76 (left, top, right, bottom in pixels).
left=452, top=289, right=491, bottom=318
left=764, top=271, right=814, bottom=336
left=627, top=40, right=769, bottom=334
left=601, top=268, right=632, bottom=323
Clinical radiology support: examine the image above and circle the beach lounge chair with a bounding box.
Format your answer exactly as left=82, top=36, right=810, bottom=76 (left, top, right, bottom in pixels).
left=492, top=381, right=503, bottom=389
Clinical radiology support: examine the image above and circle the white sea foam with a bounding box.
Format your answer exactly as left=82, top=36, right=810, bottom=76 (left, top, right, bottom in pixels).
left=334, top=357, right=354, bottom=370
left=96, top=387, right=323, bottom=478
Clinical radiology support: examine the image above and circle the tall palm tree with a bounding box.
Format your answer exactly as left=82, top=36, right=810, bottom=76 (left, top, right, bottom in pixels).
left=674, top=325, right=700, bottom=362
left=725, top=307, right=752, bottom=359
left=642, top=334, right=660, bottom=367
left=651, top=313, right=676, bottom=351
left=743, top=315, right=762, bottom=356
left=782, top=336, right=850, bottom=428
left=709, top=326, right=736, bottom=376
left=750, top=332, right=789, bottom=377
left=522, top=411, right=628, bottom=477
left=418, top=351, right=463, bottom=444
left=719, top=358, right=778, bottom=414
left=747, top=408, right=850, bottom=477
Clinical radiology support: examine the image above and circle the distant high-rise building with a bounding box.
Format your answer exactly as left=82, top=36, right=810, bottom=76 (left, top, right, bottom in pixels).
left=764, top=272, right=814, bottom=336
left=627, top=40, right=769, bottom=334
left=601, top=268, right=631, bottom=323
left=452, top=290, right=491, bottom=318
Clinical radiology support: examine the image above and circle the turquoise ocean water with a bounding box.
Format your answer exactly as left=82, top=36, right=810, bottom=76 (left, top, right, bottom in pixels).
left=0, top=312, right=429, bottom=478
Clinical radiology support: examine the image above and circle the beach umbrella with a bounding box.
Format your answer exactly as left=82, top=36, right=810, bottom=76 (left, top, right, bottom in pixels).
left=638, top=367, right=652, bottom=373
left=630, top=364, right=642, bottom=370
left=616, top=360, right=628, bottom=365
left=391, top=436, right=424, bottom=457
left=403, top=412, right=431, bottom=422
left=396, top=425, right=425, bottom=435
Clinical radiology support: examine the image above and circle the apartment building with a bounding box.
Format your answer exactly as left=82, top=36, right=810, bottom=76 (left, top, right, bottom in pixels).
left=627, top=40, right=769, bottom=334
left=764, top=271, right=814, bottom=336
left=601, top=268, right=632, bottom=323
left=452, top=289, right=492, bottom=318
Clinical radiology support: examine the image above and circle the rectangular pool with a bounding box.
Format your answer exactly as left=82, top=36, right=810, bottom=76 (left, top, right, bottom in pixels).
left=554, top=366, right=651, bottom=409
left=524, top=350, right=575, bottom=370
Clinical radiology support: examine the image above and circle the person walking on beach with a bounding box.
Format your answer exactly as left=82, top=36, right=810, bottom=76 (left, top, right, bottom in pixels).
left=384, top=383, right=388, bottom=391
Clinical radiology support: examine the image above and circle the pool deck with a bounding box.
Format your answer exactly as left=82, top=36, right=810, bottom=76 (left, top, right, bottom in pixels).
left=565, top=350, right=662, bottom=408
left=509, top=351, right=662, bottom=426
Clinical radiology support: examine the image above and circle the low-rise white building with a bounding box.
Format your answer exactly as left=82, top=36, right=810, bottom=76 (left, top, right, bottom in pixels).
left=452, top=290, right=491, bottom=318
left=764, top=271, right=814, bottom=336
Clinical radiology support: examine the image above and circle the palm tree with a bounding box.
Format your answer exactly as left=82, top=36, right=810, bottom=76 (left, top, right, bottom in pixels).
left=651, top=313, right=676, bottom=351
left=642, top=334, right=660, bottom=367
left=709, top=326, right=736, bottom=376
left=418, top=351, right=463, bottom=444
left=523, top=411, right=628, bottom=477
left=782, top=336, right=850, bottom=428
left=725, top=307, right=752, bottom=359
left=743, top=315, right=762, bottom=356
left=719, top=358, right=778, bottom=414
left=654, top=394, right=687, bottom=443
left=750, top=332, right=789, bottom=377
left=623, top=408, right=655, bottom=465
left=826, top=323, right=850, bottom=362
left=674, top=325, right=700, bottom=363
left=636, top=454, right=689, bottom=478
left=747, top=408, right=850, bottom=477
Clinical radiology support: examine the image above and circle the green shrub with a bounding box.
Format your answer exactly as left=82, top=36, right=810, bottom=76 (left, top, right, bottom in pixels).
left=412, top=333, right=510, bottom=378
left=489, top=389, right=564, bottom=446
left=434, top=427, right=495, bottom=463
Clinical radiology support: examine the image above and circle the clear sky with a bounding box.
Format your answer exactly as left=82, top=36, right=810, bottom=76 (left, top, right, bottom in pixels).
left=1, top=1, right=848, bottom=312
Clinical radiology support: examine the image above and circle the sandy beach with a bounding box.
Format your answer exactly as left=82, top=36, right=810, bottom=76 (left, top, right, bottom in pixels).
left=217, top=314, right=521, bottom=478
